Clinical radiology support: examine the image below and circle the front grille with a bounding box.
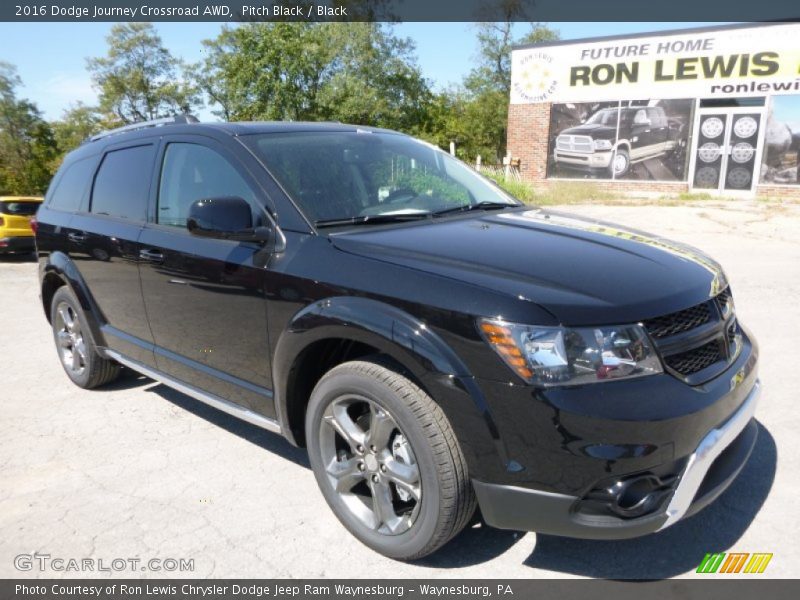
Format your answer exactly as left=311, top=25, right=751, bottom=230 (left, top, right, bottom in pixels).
left=664, top=340, right=722, bottom=375
left=643, top=302, right=711, bottom=339
left=643, top=287, right=739, bottom=384
left=716, top=287, right=734, bottom=319
left=556, top=135, right=593, bottom=153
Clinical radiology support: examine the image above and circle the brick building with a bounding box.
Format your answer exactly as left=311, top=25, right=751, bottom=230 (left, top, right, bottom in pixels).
left=507, top=23, right=800, bottom=198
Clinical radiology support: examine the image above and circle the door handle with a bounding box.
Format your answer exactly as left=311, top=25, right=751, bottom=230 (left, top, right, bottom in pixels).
left=67, top=232, right=87, bottom=243
left=139, top=249, right=164, bottom=264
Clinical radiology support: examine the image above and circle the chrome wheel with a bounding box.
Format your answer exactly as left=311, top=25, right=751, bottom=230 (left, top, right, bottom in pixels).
left=54, top=302, right=87, bottom=376
left=612, top=152, right=628, bottom=175
left=319, top=395, right=421, bottom=535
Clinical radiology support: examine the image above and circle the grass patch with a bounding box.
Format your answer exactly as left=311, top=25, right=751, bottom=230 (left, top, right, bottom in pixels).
left=486, top=175, right=616, bottom=205
left=675, top=191, right=715, bottom=201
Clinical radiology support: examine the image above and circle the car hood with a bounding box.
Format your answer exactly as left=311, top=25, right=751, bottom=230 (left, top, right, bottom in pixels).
left=559, top=123, right=615, bottom=137
left=330, top=208, right=727, bottom=325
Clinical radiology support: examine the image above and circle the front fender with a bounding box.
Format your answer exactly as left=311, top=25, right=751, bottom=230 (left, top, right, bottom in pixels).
left=272, top=297, right=506, bottom=473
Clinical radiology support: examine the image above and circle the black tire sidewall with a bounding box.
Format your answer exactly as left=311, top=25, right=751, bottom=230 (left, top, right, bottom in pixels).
left=306, top=367, right=443, bottom=560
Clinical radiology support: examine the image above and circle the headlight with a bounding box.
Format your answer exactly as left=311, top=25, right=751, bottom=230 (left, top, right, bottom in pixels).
left=478, top=319, right=662, bottom=386
left=593, top=139, right=613, bottom=150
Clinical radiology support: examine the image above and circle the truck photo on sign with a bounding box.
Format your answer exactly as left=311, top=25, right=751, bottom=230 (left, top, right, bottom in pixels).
left=547, top=99, right=694, bottom=180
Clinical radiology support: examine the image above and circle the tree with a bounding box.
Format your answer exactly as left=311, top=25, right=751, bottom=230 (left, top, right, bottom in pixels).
left=196, top=23, right=431, bottom=132
left=197, top=22, right=333, bottom=122
left=0, top=62, right=58, bottom=195
left=315, top=24, right=432, bottom=133
left=50, top=103, right=120, bottom=160
left=87, top=23, right=200, bottom=123
left=454, top=22, right=559, bottom=162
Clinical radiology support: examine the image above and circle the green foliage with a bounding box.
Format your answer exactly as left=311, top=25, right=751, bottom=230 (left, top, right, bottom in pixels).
left=87, top=23, right=200, bottom=124
left=0, top=62, right=58, bottom=195
left=480, top=171, right=536, bottom=203
left=50, top=103, right=118, bottom=159
left=393, top=168, right=470, bottom=205
left=197, top=23, right=431, bottom=133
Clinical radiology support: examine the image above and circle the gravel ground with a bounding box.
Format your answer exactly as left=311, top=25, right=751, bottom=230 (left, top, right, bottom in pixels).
left=1, top=201, right=797, bottom=579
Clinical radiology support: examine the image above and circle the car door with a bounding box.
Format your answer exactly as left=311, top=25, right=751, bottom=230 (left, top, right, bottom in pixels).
left=138, top=135, right=276, bottom=417
left=66, top=141, right=158, bottom=367
left=629, top=108, right=653, bottom=160
left=647, top=107, right=668, bottom=154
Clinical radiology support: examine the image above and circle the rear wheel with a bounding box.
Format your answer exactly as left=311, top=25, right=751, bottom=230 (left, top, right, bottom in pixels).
left=50, top=286, right=120, bottom=389
left=306, top=359, right=475, bottom=559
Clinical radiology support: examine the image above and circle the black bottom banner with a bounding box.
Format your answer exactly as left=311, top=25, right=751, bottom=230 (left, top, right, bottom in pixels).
left=3, top=580, right=800, bottom=600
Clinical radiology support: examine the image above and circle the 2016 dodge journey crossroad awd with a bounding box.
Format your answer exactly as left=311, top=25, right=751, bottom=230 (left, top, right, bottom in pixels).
left=36, top=116, right=760, bottom=559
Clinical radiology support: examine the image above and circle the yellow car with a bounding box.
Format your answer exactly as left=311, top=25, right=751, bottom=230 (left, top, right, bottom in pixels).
left=0, top=196, right=43, bottom=254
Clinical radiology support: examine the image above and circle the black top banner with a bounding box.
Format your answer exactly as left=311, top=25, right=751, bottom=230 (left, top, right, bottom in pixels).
left=2, top=1, right=800, bottom=23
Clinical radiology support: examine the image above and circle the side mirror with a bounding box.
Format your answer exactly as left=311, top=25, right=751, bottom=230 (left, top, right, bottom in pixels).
left=187, top=197, right=272, bottom=243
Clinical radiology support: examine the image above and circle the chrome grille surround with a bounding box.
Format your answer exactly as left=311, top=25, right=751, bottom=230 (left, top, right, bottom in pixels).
left=556, top=135, right=594, bottom=153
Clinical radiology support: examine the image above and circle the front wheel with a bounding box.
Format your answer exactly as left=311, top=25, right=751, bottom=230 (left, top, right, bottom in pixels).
left=609, top=147, right=630, bottom=178
left=306, top=360, right=476, bottom=559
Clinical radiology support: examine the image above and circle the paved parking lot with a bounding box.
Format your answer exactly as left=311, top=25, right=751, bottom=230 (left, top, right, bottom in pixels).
left=1, top=201, right=798, bottom=579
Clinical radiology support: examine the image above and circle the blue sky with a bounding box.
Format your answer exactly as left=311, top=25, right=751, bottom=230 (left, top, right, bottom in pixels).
left=0, top=21, right=725, bottom=120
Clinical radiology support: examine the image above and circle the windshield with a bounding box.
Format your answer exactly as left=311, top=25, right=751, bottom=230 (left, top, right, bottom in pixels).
left=243, top=131, right=519, bottom=225
left=585, top=109, right=619, bottom=127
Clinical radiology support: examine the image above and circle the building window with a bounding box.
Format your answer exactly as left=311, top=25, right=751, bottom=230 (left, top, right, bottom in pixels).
left=761, top=95, right=800, bottom=186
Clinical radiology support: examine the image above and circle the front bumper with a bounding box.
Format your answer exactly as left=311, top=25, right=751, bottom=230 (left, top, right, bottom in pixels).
left=554, top=150, right=613, bottom=169
left=473, top=380, right=760, bottom=538
left=0, top=235, right=35, bottom=253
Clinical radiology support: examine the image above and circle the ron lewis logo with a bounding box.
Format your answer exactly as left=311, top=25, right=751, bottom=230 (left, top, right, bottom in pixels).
left=514, top=51, right=559, bottom=102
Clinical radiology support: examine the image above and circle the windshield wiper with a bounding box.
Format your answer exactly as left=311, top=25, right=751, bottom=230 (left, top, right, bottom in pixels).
left=431, top=201, right=517, bottom=217
left=314, top=212, right=432, bottom=229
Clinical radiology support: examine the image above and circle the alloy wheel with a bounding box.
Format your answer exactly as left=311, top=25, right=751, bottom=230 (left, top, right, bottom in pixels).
left=613, top=152, right=628, bottom=175
left=318, top=395, right=421, bottom=535
left=54, top=302, right=87, bottom=376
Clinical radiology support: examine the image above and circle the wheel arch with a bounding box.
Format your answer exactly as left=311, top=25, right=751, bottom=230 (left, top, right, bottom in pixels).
left=272, top=297, right=496, bottom=449
left=614, top=139, right=632, bottom=152
left=41, top=251, right=107, bottom=348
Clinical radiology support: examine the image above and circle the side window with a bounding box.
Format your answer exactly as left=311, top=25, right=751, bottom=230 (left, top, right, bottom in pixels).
left=91, top=145, right=155, bottom=221
left=157, top=143, right=261, bottom=228
left=48, top=157, right=96, bottom=212
left=648, top=108, right=667, bottom=128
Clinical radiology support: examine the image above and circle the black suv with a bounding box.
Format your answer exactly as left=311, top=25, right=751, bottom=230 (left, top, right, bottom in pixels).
left=36, top=117, right=760, bottom=559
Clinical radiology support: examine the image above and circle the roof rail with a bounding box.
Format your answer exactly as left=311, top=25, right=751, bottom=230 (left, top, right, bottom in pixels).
left=88, top=114, right=199, bottom=143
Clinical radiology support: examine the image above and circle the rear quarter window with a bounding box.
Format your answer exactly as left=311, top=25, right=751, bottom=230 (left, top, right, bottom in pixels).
left=48, top=157, right=97, bottom=212
left=91, top=144, right=155, bottom=221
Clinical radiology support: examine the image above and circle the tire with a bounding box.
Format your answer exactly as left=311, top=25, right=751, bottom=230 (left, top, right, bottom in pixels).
left=610, top=147, right=630, bottom=178
left=50, top=286, right=120, bottom=389
left=306, top=359, right=476, bottom=560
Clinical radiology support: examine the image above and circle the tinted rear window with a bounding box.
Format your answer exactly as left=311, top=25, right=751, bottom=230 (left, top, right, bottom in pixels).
left=91, top=145, right=155, bottom=221
left=0, top=201, right=40, bottom=216
left=49, top=157, right=96, bottom=212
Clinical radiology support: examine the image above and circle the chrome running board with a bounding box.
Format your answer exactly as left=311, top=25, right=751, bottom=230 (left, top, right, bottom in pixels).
left=105, top=350, right=282, bottom=434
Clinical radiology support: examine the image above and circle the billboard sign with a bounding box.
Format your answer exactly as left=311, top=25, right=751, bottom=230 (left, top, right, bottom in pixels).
left=511, top=24, right=800, bottom=104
